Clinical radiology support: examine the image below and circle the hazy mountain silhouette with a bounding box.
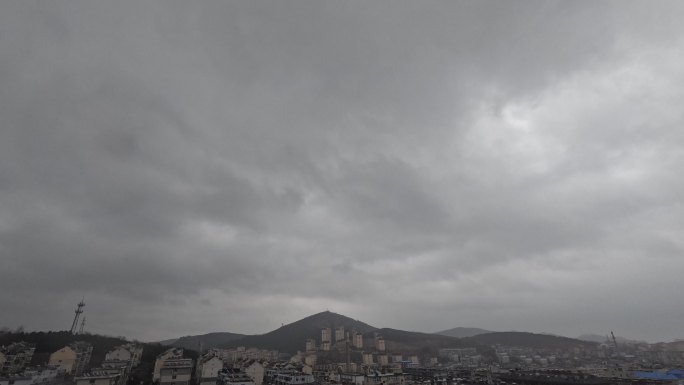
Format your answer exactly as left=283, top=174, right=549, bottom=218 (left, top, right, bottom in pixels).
left=463, top=332, right=597, bottom=349
left=577, top=333, right=645, bottom=344
left=436, top=327, right=493, bottom=338
left=160, top=312, right=596, bottom=354
left=221, top=311, right=376, bottom=353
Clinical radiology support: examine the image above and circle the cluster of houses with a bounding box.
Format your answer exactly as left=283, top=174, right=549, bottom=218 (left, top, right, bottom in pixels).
left=72, top=343, right=143, bottom=385
left=156, top=348, right=274, bottom=385
left=8, top=333, right=684, bottom=385
left=0, top=342, right=66, bottom=385
left=296, top=328, right=419, bottom=376
left=0, top=340, right=144, bottom=385
left=49, top=341, right=94, bottom=376
left=1, top=342, right=36, bottom=376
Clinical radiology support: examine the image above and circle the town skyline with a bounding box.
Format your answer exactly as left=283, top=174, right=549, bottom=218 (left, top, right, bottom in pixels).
left=1, top=308, right=672, bottom=345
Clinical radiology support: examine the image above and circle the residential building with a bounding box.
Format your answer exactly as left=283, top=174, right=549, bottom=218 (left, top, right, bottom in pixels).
left=214, top=348, right=278, bottom=363
left=438, top=348, right=478, bottom=359
left=304, top=340, right=316, bottom=353
left=218, top=369, right=254, bottom=385
left=365, top=372, right=405, bottom=385
left=303, top=355, right=316, bottom=367
left=377, top=355, right=388, bottom=366
left=335, top=327, right=345, bottom=343
left=336, top=363, right=358, bottom=373
left=196, top=353, right=223, bottom=385
left=0, top=342, right=35, bottom=375
left=105, top=344, right=143, bottom=368
left=159, top=359, right=193, bottom=385
left=337, top=373, right=364, bottom=385
left=321, top=328, right=331, bottom=344
left=74, top=371, right=120, bottom=385
left=23, top=366, right=63, bottom=384
left=239, top=360, right=264, bottom=385
left=271, top=372, right=314, bottom=385
left=153, top=348, right=184, bottom=382
left=352, top=333, right=363, bottom=349
left=98, top=360, right=130, bottom=385
left=374, top=336, right=385, bottom=352
left=48, top=341, right=93, bottom=375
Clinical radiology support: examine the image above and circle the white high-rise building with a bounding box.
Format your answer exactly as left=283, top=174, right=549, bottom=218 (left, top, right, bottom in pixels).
left=321, top=328, right=331, bottom=343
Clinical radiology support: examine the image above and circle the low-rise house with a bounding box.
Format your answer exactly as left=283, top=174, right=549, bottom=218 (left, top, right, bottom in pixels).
left=196, top=353, right=224, bottom=385
left=238, top=360, right=264, bottom=385
left=364, top=372, right=405, bottom=385
left=303, top=355, right=316, bottom=368
left=48, top=342, right=93, bottom=375
left=23, top=366, right=64, bottom=384
left=0, top=342, right=36, bottom=375
left=99, top=360, right=131, bottom=385
left=337, top=373, right=364, bottom=385
left=159, top=359, right=193, bottom=385
left=74, top=371, right=120, bottom=385
left=153, top=348, right=184, bottom=382
left=271, top=372, right=314, bottom=385
left=105, top=344, right=143, bottom=368
left=218, top=369, right=254, bottom=385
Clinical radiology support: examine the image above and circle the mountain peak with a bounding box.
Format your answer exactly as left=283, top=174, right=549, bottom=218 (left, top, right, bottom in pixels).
left=222, top=311, right=376, bottom=353
left=436, top=327, right=493, bottom=338
left=294, top=311, right=373, bottom=328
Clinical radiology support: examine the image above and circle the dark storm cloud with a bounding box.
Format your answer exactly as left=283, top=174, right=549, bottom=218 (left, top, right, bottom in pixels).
left=1, top=1, right=684, bottom=341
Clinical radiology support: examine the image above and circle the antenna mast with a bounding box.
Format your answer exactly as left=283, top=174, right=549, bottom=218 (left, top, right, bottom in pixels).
left=78, top=316, right=86, bottom=334
left=70, top=299, right=85, bottom=334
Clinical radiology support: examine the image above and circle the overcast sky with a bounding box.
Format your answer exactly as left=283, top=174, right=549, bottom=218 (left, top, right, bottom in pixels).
left=1, top=1, right=684, bottom=343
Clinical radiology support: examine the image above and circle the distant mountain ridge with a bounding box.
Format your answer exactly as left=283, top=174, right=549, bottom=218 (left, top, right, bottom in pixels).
left=577, top=333, right=646, bottom=344
left=160, top=311, right=596, bottom=354
left=436, top=327, right=493, bottom=338
left=462, top=332, right=596, bottom=349
left=221, top=311, right=376, bottom=354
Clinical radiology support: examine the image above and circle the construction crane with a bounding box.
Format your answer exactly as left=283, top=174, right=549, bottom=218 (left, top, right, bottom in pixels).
left=78, top=316, right=86, bottom=334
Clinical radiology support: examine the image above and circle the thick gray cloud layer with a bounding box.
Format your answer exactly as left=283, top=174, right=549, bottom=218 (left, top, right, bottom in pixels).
left=1, top=1, right=684, bottom=342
